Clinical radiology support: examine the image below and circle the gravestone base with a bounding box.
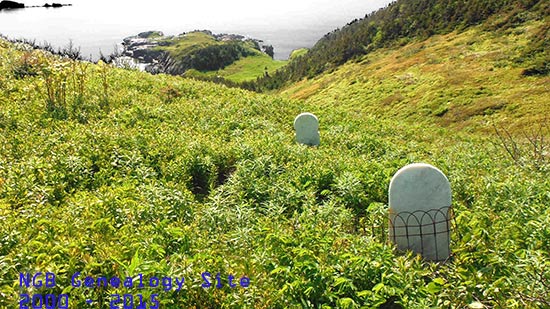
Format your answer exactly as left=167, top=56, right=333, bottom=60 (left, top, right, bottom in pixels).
left=388, top=163, right=452, bottom=262
left=389, top=206, right=452, bottom=261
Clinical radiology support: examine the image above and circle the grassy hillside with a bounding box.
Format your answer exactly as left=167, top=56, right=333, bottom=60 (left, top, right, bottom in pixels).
left=249, top=0, right=548, bottom=91
left=0, top=32, right=549, bottom=309
left=281, top=19, right=550, bottom=134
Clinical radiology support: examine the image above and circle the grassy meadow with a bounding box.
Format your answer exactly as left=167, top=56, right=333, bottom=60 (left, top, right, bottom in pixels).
left=185, top=51, right=288, bottom=83
left=0, top=16, right=549, bottom=309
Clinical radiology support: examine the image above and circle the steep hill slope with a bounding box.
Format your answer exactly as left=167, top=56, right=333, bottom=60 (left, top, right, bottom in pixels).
left=281, top=18, right=549, bottom=133
left=249, top=0, right=548, bottom=91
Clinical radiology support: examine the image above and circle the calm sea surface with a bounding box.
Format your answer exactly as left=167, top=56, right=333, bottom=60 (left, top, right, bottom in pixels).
left=0, top=0, right=392, bottom=60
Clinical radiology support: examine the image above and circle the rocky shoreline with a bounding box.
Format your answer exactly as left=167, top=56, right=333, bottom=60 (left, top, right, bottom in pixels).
left=120, top=30, right=274, bottom=75
left=121, top=31, right=165, bottom=65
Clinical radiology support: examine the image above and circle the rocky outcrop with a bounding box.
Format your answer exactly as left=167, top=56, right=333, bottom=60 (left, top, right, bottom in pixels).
left=122, top=31, right=188, bottom=73
left=141, top=52, right=177, bottom=75
left=121, top=32, right=165, bottom=64
left=0, top=0, right=25, bottom=10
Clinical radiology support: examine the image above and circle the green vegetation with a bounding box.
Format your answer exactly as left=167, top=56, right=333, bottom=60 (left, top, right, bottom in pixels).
left=140, top=31, right=164, bottom=39
left=289, top=48, right=309, bottom=61
left=281, top=19, right=550, bottom=134
left=153, top=31, right=256, bottom=73
left=0, top=0, right=549, bottom=307
left=249, top=0, right=549, bottom=91
left=1, top=26, right=549, bottom=307
left=153, top=31, right=223, bottom=61
left=185, top=51, right=287, bottom=83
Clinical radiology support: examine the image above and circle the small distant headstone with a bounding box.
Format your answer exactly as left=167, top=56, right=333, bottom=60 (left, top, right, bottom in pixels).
left=294, top=112, right=320, bottom=146
left=388, top=163, right=452, bottom=261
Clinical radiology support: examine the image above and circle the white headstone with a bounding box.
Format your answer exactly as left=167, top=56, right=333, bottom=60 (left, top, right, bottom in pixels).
left=294, top=113, right=320, bottom=146
left=388, top=163, right=452, bottom=261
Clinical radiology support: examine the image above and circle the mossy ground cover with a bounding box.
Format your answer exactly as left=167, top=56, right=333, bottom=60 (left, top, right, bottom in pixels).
left=0, top=33, right=549, bottom=309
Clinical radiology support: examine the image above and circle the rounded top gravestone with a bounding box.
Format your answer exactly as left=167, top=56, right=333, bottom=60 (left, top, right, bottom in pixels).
left=388, top=163, right=452, bottom=261
left=294, top=112, right=320, bottom=146
left=389, top=163, right=451, bottom=213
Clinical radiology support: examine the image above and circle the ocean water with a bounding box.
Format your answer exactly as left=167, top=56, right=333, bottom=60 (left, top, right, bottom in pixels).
left=0, top=0, right=393, bottom=60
